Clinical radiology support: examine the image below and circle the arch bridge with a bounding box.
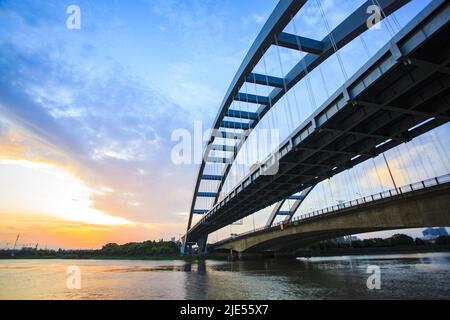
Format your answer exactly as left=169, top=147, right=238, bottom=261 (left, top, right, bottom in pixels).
left=183, top=0, right=450, bottom=253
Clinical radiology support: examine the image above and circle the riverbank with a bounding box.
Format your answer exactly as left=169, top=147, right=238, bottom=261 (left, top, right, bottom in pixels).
left=4, top=246, right=450, bottom=261
left=3, top=235, right=450, bottom=260
left=0, top=240, right=184, bottom=260
left=0, top=255, right=192, bottom=260
left=298, top=244, right=450, bottom=258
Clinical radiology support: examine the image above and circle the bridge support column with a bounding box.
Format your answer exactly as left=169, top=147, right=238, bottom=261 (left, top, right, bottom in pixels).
left=180, top=243, right=192, bottom=255
left=198, top=237, right=208, bottom=254
left=180, top=243, right=186, bottom=255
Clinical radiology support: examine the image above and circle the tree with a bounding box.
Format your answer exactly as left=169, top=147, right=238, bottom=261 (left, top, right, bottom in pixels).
left=389, top=234, right=414, bottom=246
left=415, top=238, right=426, bottom=246
left=435, top=235, right=450, bottom=245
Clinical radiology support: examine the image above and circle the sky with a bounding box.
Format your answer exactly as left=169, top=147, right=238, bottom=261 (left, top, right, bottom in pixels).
left=0, top=0, right=280, bottom=249
left=0, top=0, right=448, bottom=249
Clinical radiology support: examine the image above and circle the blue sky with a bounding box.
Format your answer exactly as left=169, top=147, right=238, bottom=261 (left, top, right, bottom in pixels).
left=0, top=0, right=448, bottom=248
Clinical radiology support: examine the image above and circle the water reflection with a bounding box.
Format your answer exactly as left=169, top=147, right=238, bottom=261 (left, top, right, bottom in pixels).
left=0, top=253, right=449, bottom=299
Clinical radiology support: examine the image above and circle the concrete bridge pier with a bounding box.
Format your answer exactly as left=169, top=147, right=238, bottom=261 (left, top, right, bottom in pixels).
left=197, top=237, right=208, bottom=254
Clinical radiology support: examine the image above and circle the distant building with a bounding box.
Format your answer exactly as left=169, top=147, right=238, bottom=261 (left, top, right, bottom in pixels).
left=170, top=237, right=176, bottom=243
left=336, top=235, right=359, bottom=244
left=422, top=227, right=449, bottom=240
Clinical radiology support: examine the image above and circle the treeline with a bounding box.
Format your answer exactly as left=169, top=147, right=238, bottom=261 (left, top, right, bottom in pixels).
left=101, top=240, right=179, bottom=256
left=0, top=240, right=180, bottom=259
left=311, top=234, right=450, bottom=251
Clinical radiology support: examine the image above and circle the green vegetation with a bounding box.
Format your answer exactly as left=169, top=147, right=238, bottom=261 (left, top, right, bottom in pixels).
left=0, top=239, right=180, bottom=259
left=310, top=233, right=449, bottom=252
left=435, top=235, right=450, bottom=245
left=101, top=240, right=179, bottom=256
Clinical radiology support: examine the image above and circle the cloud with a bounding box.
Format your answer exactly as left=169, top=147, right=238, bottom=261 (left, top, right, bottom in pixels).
left=148, top=0, right=254, bottom=116
left=151, top=0, right=228, bottom=51
left=241, top=12, right=268, bottom=28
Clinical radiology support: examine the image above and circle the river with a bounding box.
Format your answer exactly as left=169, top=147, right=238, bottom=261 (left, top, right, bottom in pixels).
left=1, top=252, right=450, bottom=299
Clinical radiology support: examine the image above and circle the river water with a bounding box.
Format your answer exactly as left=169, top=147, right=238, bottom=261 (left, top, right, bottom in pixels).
left=1, top=252, right=449, bottom=299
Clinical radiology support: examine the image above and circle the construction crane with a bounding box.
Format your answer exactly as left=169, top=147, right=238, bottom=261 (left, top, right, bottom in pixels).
left=12, top=234, right=19, bottom=250
left=11, top=234, right=19, bottom=257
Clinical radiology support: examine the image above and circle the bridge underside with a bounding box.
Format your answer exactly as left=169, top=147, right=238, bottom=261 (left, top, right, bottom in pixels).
left=213, top=183, right=450, bottom=254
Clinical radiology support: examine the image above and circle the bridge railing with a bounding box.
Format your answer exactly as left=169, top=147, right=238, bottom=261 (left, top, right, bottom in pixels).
left=212, top=173, right=450, bottom=246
